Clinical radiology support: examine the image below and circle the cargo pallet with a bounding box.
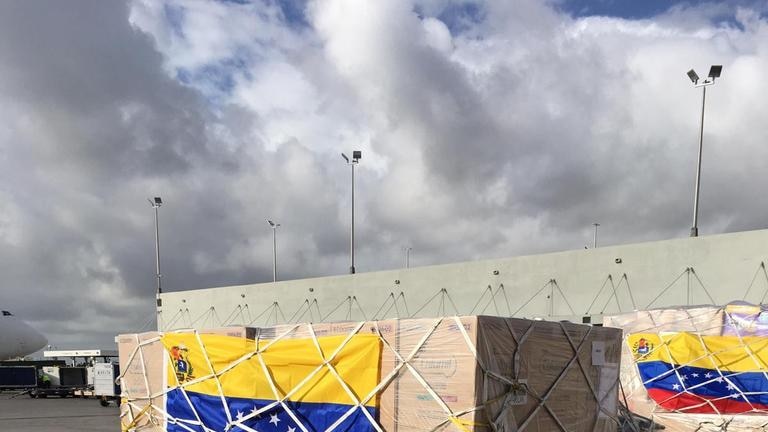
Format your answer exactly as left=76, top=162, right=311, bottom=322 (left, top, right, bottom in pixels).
left=29, top=386, right=93, bottom=398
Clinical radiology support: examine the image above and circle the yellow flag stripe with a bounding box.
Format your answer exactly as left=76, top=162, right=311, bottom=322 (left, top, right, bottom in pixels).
left=162, top=333, right=381, bottom=407
left=628, top=332, right=768, bottom=372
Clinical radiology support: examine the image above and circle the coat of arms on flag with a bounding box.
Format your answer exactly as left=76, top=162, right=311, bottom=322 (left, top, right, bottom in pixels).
left=170, top=344, right=194, bottom=383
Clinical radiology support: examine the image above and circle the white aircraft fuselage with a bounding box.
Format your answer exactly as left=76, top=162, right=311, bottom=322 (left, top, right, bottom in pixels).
left=0, top=310, right=47, bottom=360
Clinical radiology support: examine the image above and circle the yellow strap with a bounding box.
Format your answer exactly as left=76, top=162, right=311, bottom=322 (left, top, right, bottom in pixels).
left=449, top=415, right=488, bottom=431
left=121, top=404, right=152, bottom=432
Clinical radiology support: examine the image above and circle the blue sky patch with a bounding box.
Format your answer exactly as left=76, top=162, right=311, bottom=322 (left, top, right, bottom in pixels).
left=176, top=55, right=251, bottom=104
left=217, top=0, right=309, bottom=28
left=558, top=0, right=768, bottom=20
left=163, top=3, right=186, bottom=38
left=275, top=0, right=309, bottom=28
left=414, top=1, right=485, bottom=35
left=558, top=0, right=673, bottom=19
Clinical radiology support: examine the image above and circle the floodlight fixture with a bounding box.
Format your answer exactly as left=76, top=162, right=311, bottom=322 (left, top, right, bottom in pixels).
left=687, top=65, right=723, bottom=87
left=352, top=150, right=362, bottom=161
left=154, top=197, right=162, bottom=205
left=687, top=69, right=699, bottom=84
left=341, top=153, right=349, bottom=163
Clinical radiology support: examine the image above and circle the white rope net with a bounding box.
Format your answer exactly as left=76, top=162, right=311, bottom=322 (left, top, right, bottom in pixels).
left=605, top=302, right=768, bottom=431
left=118, top=316, right=621, bottom=432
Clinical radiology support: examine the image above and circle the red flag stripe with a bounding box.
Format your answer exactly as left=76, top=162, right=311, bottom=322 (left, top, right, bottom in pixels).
left=647, top=388, right=768, bottom=414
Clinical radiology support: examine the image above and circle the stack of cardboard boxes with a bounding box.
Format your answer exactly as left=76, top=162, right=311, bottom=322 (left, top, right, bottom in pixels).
left=118, top=316, right=621, bottom=431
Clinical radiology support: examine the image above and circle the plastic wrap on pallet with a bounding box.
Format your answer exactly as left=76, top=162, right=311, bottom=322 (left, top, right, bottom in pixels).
left=117, top=316, right=622, bottom=431
left=605, top=303, right=768, bottom=431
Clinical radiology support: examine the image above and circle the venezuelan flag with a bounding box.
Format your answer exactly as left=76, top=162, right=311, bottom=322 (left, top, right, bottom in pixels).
left=629, top=332, right=768, bottom=414
left=162, top=332, right=382, bottom=432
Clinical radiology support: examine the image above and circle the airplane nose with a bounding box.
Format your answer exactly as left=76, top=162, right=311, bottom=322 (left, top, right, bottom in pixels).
left=2, top=317, right=48, bottom=359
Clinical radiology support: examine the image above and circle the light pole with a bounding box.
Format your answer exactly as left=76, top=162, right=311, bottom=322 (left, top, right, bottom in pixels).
left=592, top=223, right=600, bottom=248
left=341, top=151, right=361, bottom=274
left=686, top=65, right=722, bottom=237
left=267, top=219, right=280, bottom=282
left=148, top=197, right=162, bottom=296
left=405, top=247, right=412, bottom=268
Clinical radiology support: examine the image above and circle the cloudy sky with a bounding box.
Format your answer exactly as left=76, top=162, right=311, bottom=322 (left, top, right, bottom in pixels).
left=1, top=0, right=767, bottom=348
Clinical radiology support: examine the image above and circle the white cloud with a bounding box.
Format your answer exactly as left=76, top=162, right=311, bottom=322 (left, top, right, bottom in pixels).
left=422, top=17, right=454, bottom=54
left=0, top=0, right=767, bottom=348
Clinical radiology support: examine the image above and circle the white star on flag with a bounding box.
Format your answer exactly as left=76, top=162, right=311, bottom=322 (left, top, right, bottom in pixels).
left=270, top=413, right=280, bottom=426
left=672, top=384, right=680, bottom=390
left=691, top=373, right=699, bottom=378
left=705, top=372, right=713, bottom=378
left=731, top=393, right=740, bottom=399
left=236, top=410, right=244, bottom=421
left=715, top=377, right=724, bottom=383
left=727, top=384, right=735, bottom=390
left=251, top=406, right=260, bottom=418
left=287, top=427, right=296, bottom=432
left=680, top=375, right=687, bottom=381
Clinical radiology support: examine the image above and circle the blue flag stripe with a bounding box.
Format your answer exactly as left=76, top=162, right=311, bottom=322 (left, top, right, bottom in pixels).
left=166, top=388, right=378, bottom=432
left=638, top=361, right=768, bottom=405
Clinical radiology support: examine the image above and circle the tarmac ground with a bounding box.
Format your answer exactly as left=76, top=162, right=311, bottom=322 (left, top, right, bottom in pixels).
left=0, top=392, right=119, bottom=432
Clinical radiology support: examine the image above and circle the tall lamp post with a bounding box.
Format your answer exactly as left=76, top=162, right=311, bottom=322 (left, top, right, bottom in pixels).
left=592, top=223, right=600, bottom=248
left=267, top=219, right=280, bottom=282
left=686, top=65, right=722, bottom=237
left=341, top=151, right=361, bottom=274
left=148, top=197, right=163, bottom=297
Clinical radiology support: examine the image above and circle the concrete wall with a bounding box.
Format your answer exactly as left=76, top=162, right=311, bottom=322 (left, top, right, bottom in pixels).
left=158, top=229, right=768, bottom=330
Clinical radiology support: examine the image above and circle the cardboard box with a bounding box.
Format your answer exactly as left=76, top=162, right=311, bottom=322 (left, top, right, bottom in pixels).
left=117, top=331, right=165, bottom=431
left=200, top=326, right=259, bottom=339
left=382, top=317, right=621, bottom=432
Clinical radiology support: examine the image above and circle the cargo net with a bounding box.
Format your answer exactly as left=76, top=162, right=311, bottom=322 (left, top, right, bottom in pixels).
left=606, top=303, right=768, bottom=432
left=118, top=316, right=621, bottom=432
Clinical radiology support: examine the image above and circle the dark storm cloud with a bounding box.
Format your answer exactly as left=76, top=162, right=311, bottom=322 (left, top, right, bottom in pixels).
left=0, top=0, right=259, bottom=347
left=0, top=1, right=218, bottom=179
